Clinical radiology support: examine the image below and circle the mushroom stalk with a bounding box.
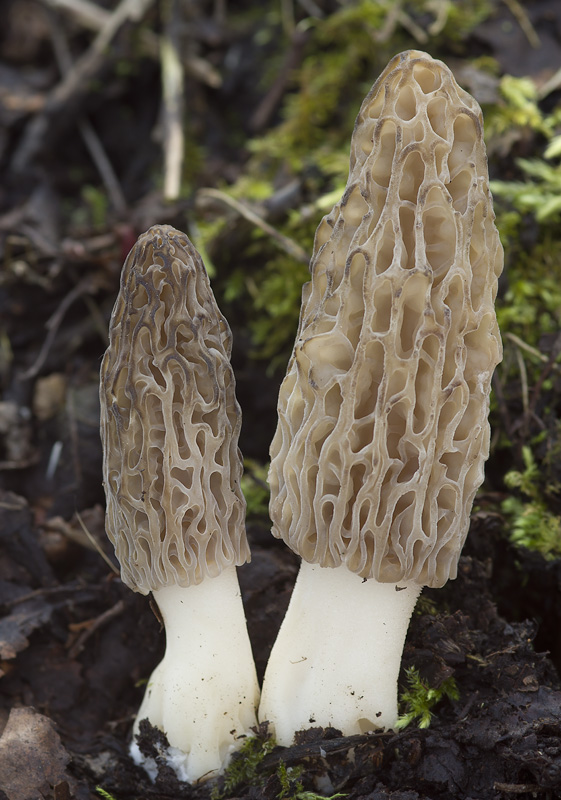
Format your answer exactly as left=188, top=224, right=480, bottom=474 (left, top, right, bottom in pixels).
left=131, top=566, right=259, bottom=782
left=259, top=562, right=421, bottom=744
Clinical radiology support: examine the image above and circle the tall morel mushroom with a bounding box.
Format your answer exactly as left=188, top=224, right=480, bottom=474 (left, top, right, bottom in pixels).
left=100, top=225, right=259, bottom=782
left=259, top=51, right=503, bottom=745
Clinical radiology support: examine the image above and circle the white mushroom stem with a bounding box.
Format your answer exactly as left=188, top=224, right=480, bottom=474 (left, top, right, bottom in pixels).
left=130, top=565, right=260, bottom=783
left=258, top=561, right=421, bottom=746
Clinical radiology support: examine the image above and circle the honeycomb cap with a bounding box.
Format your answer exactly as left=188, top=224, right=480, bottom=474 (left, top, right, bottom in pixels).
left=100, top=225, right=249, bottom=594
left=268, top=51, right=503, bottom=588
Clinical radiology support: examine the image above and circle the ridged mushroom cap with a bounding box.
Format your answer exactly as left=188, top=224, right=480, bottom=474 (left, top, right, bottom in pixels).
left=100, top=225, right=249, bottom=594
left=268, top=50, right=503, bottom=588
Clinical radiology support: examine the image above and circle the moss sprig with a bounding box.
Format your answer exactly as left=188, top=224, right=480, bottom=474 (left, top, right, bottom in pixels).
left=502, top=446, right=561, bottom=559
left=396, top=667, right=459, bottom=730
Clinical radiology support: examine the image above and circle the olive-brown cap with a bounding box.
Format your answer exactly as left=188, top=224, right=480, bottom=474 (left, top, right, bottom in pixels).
left=100, top=225, right=249, bottom=594
left=268, top=51, right=503, bottom=588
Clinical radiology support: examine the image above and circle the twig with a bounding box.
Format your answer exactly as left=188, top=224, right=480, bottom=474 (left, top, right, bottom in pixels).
left=538, top=65, right=561, bottom=100
left=396, top=9, right=429, bottom=44
left=20, top=276, right=100, bottom=380
left=250, top=29, right=309, bottom=132
left=83, top=295, right=110, bottom=347
left=14, top=0, right=156, bottom=170
left=513, top=344, right=529, bottom=416
left=75, top=510, right=120, bottom=574
left=67, top=599, right=126, bottom=658
left=260, top=730, right=388, bottom=772
left=213, top=0, right=227, bottom=24
left=198, top=187, right=310, bottom=264
left=527, top=332, right=561, bottom=421
left=42, top=0, right=221, bottom=86
left=427, top=0, right=449, bottom=36
left=373, top=0, right=402, bottom=43
left=161, top=0, right=185, bottom=201
left=42, top=0, right=110, bottom=31
left=281, top=0, right=295, bottom=36
left=66, top=388, right=83, bottom=496
left=501, top=0, right=540, bottom=49
left=79, top=121, right=127, bottom=214
left=4, top=581, right=104, bottom=608
left=504, top=332, right=551, bottom=365
left=46, top=441, right=64, bottom=480
left=297, top=0, right=324, bottom=17
left=183, top=54, right=222, bottom=88
left=505, top=331, right=561, bottom=438
left=44, top=6, right=127, bottom=214
left=492, top=367, right=512, bottom=441
left=493, top=783, right=543, bottom=795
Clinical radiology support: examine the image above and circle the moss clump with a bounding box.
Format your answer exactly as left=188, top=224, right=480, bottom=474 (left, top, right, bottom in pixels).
left=495, top=237, right=561, bottom=350
left=502, top=446, right=561, bottom=560
left=212, top=735, right=276, bottom=798
left=277, top=761, right=346, bottom=800
left=241, top=459, right=270, bottom=519
left=396, top=667, right=459, bottom=730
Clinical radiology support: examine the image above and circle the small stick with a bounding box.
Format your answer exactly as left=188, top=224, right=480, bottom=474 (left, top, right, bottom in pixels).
left=513, top=344, right=529, bottom=417
left=501, top=0, right=541, bottom=49
left=198, top=187, right=310, bottom=264
left=161, top=0, right=185, bottom=201
left=13, top=0, right=156, bottom=170
left=493, top=782, right=542, bottom=794
left=4, top=581, right=102, bottom=608
left=505, top=331, right=561, bottom=372
left=67, top=599, right=126, bottom=658
left=527, top=331, right=561, bottom=421
left=79, top=121, right=127, bottom=214
left=42, top=0, right=110, bottom=31
left=250, top=30, right=309, bottom=132
left=44, top=5, right=127, bottom=214
left=75, top=509, right=120, bottom=574
left=20, top=276, right=99, bottom=380
left=396, top=9, right=429, bottom=44
left=43, top=0, right=221, bottom=86
left=296, top=0, right=324, bottom=17
left=492, top=371, right=514, bottom=443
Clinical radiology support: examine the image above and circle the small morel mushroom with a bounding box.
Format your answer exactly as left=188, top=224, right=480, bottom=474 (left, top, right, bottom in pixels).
left=100, top=225, right=259, bottom=782
left=259, top=51, right=503, bottom=745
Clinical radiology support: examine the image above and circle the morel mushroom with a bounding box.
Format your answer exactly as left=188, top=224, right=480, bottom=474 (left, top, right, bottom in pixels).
left=259, top=51, right=503, bottom=744
left=100, top=225, right=259, bottom=782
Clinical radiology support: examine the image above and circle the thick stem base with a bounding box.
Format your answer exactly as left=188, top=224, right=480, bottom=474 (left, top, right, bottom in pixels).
left=258, top=561, right=421, bottom=746
left=131, top=566, right=260, bottom=783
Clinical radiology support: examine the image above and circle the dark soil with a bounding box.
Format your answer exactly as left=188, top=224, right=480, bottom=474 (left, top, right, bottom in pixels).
left=2, top=484, right=561, bottom=800
left=2, top=1, right=561, bottom=799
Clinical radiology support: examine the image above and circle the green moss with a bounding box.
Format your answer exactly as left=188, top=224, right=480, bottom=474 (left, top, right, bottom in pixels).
left=212, top=735, right=346, bottom=799
left=485, top=75, right=555, bottom=140
left=96, top=788, right=117, bottom=800
left=241, top=459, right=270, bottom=519
left=80, top=185, right=109, bottom=229
left=502, top=446, right=561, bottom=559
left=487, top=76, right=561, bottom=225
left=212, top=735, right=276, bottom=798
left=277, top=762, right=305, bottom=799
left=492, top=156, right=561, bottom=223
left=495, top=237, right=561, bottom=348
left=396, top=667, right=459, bottom=730
left=277, top=760, right=346, bottom=800
left=415, top=594, right=439, bottom=616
